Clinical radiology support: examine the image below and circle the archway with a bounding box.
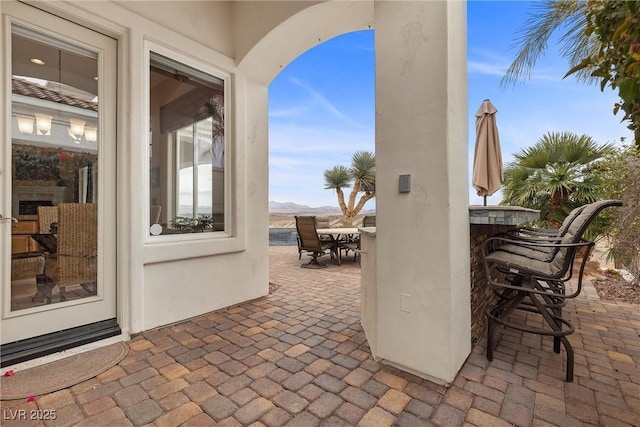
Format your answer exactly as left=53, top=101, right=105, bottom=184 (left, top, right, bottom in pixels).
left=268, top=28, right=375, bottom=235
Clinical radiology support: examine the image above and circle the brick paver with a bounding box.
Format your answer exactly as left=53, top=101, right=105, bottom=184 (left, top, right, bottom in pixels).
left=1, top=246, right=639, bottom=426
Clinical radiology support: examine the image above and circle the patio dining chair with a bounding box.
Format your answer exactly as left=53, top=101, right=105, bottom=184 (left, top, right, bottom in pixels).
left=295, top=215, right=339, bottom=268
left=340, top=237, right=360, bottom=264
left=482, top=200, right=622, bottom=382
left=362, top=215, right=376, bottom=227
left=316, top=216, right=330, bottom=229
left=493, top=203, right=589, bottom=262
left=315, top=216, right=337, bottom=246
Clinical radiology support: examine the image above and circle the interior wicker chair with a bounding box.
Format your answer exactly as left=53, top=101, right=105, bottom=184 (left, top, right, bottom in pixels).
left=481, top=200, right=622, bottom=382
left=11, top=252, right=45, bottom=281
left=9, top=207, right=51, bottom=285
left=38, top=206, right=59, bottom=234
left=295, top=215, right=339, bottom=268
left=36, top=203, right=98, bottom=303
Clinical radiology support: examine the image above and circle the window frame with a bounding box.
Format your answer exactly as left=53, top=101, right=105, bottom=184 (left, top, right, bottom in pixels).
left=143, top=41, right=237, bottom=252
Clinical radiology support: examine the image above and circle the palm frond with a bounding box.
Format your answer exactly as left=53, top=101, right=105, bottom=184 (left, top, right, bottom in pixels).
left=500, top=130, right=611, bottom=222
left=349, top=150, right=375, bottom=193
left=323, top=165, right=351, bottom=190
left=501, top=0, right=594, bottom=88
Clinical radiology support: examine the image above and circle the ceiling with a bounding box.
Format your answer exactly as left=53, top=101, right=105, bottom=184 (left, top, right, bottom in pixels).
left=12, top=33, right=98, bottom=97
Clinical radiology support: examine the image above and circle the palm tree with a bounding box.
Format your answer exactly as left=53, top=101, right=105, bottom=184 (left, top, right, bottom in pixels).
left=324, top=150, right=375, bottom=226
left=501, top=131, right=613, bottom=225
left=501, top=0, right=597, bottom=88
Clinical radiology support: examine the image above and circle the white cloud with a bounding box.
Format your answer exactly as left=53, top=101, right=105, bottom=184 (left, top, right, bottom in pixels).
left=288, top=77, right=371, bottom=131
left=467, top=60, right=508, bottom=78
left=269, top=122, right=374, bottom=155
left=269, top=104, right=313, bottom=119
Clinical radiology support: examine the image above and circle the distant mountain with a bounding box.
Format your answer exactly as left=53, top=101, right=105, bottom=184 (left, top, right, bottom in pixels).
left=269, top=200, right=375, bottom=215
left=269, top=201, right=342, bottom=214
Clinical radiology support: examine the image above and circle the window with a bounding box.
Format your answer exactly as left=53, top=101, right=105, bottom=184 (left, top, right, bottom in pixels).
left=148, top=52, right=225, bottom=236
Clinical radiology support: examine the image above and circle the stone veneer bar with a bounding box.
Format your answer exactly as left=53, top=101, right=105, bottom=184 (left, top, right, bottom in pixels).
left=469, top=205, right=540, bottom=225
left=468, top=206, right=540, bottom=344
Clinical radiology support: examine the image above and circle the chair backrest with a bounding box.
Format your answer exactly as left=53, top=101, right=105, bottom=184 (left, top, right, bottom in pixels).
left=556, top=204, right=588, bottom=237
left=363, top=215, right=376, bottom=227
left=37, top=206, right=59, bottom=234
left=295, top=216, right=323, bottom=252
left=58, top=203, right=97, bottom=257
left=550, top=200, right=622, bottom=274
left=541, top=204, right=588, bottom=261
left=316, top=216, right=330, bottom=229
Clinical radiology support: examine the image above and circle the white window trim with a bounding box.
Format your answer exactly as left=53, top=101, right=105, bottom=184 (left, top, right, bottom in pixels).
left=142, top=40, right=245, bottom=263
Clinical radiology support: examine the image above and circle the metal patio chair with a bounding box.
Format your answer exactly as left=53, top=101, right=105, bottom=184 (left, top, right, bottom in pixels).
left=362, top=215, right=376, bottom=227
left=295, top=215, right=339, bottom=268
left=482, top=200, right=622, bottom=382
left=339, top=237, right=360, bottom=264
left=493, top=204, right=588, bottom=262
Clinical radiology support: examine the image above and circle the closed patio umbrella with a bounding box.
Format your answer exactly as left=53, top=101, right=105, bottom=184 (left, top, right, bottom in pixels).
left=472, top=99, right=503, bottom=205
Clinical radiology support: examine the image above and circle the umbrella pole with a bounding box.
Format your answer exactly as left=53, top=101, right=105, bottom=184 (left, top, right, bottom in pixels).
left=484, top=195, right=487, bottom=206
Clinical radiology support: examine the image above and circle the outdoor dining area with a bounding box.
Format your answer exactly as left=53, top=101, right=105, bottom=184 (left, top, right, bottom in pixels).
left=294, top=215, right=375, bottom=268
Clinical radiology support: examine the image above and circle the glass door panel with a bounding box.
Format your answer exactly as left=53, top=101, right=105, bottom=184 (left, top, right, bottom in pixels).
left=10, top=28, right=99, bottom=310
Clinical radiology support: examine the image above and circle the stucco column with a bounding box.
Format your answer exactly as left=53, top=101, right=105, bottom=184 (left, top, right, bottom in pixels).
left=373, top=0, right=470, bottom=385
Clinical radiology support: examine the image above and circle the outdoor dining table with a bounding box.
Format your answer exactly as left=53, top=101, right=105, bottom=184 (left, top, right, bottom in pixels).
left=316, top=228, right=360, bottom=264
left=316, top=227, right=360, bottom=239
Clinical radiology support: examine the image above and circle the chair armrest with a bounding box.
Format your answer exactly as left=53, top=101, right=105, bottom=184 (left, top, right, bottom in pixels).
left=482, top=235, right=577, bottom=255
left=482, top=238, right=594, bottom=299
left=516, top=227, right=559, bottom=235
left=499, top=228, right=560, bottom=240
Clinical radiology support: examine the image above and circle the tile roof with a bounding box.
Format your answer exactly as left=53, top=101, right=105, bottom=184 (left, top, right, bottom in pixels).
left=12, top=78, right=98, bottom=112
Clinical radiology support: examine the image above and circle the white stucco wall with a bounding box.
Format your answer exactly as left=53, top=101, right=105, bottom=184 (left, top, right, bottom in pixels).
left=114, top=0, right=234, bottom=58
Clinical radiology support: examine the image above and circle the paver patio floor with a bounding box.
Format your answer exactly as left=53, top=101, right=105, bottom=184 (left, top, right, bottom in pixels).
left=1, top=246, right=639, bottom=426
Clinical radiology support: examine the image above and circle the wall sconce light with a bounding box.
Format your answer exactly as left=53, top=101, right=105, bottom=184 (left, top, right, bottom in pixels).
left=35, top=114, right=53, bottom=135
left=84, top=126, right=97, bottom=143
left=68, top=118, right=86, bottom=140
left=16, top=115, right=34, bottom=134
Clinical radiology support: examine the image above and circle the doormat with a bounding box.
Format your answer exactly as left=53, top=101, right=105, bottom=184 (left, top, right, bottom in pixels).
left=0, top=342, right=128, bottom=400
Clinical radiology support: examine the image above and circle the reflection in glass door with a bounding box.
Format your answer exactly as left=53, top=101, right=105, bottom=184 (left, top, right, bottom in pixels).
left=10, top=28, right=99, bottom=310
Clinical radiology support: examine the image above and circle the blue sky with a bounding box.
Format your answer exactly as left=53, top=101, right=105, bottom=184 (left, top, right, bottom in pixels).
left=268, top=1, right=633, bottom=208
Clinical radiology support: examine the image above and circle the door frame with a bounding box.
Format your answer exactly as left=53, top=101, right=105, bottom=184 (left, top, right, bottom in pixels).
left=1, top=1, right=121, bottom=350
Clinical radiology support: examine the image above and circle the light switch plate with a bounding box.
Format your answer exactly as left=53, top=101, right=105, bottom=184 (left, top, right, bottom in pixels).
left=399, top=174, right=411, bottom=193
